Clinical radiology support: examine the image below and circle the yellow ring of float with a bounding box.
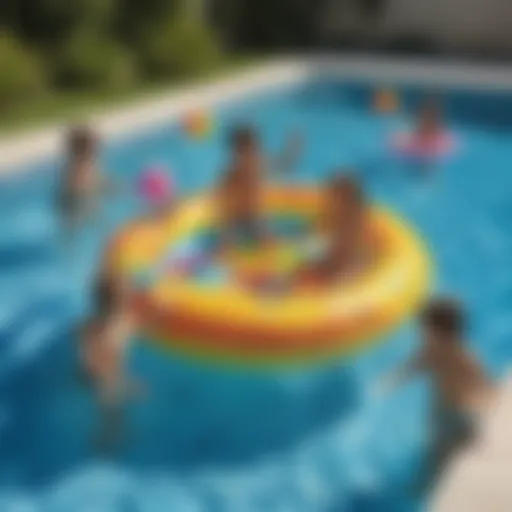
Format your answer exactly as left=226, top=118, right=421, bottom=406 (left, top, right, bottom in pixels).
left=110, top=187, right=431, bottom=367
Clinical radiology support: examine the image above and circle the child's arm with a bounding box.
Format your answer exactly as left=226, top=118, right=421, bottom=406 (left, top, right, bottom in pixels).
left=271, top=132, right=304, bottom=174
left=375, top=351, right=428, bottom=397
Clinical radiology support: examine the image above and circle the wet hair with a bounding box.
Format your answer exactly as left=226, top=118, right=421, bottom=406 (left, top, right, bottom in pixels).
left=329, top=172, right=365, bottom=206
left=67, top=125, right=97, bottom=157
left=421, top=298, right=464, bottom=337
left=229, top=125, right=258, bottom=150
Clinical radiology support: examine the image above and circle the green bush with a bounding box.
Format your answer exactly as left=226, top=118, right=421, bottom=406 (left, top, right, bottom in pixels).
left=0, top=32, right=44, bottom=110
left=55, top=31, right=135, bottom=89
left=14, top=0, right=117, bottom=44
left=139, top=15, right=221, bottom=79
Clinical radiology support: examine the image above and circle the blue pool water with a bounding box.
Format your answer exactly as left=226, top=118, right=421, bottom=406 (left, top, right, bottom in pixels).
left=1, top=78, right=512, bottom=511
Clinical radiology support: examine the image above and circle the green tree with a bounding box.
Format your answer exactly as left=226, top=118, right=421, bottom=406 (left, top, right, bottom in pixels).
left=137, top=1, right=221, bottom=78
left=0, top=31, right=44, bottom=111
left=3, top=0, right=116, bottom=45
left=55, top=29, right=134, bottom=89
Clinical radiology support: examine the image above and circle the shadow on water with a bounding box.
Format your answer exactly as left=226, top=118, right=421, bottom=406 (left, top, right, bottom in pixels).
left=0, top=326, right=361, bottom=488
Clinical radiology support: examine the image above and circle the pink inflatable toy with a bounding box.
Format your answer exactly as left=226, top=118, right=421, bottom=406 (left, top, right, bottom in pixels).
left=138, top=166, right=174, bottom=205
left=392, top=131, right=457, bottom=160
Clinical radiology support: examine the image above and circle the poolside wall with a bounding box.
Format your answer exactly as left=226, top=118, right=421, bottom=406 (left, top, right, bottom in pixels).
left=321, top=0, right=512, bottom=54
left=383, top=0, right=512, bottom=52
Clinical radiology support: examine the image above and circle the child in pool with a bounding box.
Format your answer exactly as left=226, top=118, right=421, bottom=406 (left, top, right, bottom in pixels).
left=378, top=299, right=494, bottom=495
left=297, top=173, right=372, bottom=284
left=58, top=125, right=111, bottom=237
left=217, top=126, right=265, bottom=244
left=217, top=125, right=304, bottom=246
left=415, top=97, right=444, bottom=144
left=81, top=260, right=140, bottom=451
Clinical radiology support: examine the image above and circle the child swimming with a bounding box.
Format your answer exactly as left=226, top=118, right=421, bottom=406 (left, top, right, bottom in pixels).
left=415, top=97, right=444, bottom=144
left=378, top=299, right=494, bottom=495
left=58, top=125, right=111, bottom=239
left=81, top=259, right=139, bottom=452
left=392, top=96, right=455, bottom=164
left=217, top=125, right=304, bottom=247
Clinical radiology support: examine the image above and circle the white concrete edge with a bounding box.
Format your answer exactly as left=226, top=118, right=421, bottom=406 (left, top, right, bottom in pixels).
left=0, top=59, right=307, bottom=172
left=303, top=54, right=512, bottom=89
left=429, top=372, right=512, bottom=511
left=2, top=54, right=512, bottom=172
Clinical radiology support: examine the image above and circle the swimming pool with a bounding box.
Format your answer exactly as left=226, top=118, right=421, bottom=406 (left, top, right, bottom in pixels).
left=1, top=74, right=512, bottom=511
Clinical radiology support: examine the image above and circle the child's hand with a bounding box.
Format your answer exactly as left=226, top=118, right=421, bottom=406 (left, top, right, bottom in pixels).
left=274, top=130, right=305, bottom=173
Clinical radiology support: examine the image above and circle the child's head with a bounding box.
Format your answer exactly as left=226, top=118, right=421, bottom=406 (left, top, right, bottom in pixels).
left=328, top=172, right=365, bottom=219
left=421, top=298, right=464, bottom=342
left=230, top=125, right=259, bottom=159
left=67, top=125, right=98, bottom=160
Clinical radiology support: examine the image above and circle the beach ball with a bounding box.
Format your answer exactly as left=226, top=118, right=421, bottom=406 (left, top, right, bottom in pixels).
left=138, top=166, right=174, bottom=205
left=183, top=110, right=213, bottom=140
left=374, top=89, right=400, bottom=114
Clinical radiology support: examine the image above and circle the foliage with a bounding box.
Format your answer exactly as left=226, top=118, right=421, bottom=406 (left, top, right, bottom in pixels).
left=116, top=0, right=177, bottom=43
left=55, top=30, right=135, bottom=89
left=139, top=11, right=221, bottom=78
left=0, top=0, right=222, bottom=101
left=2, top=0, right=116, bottom=45
left=0, top=31, right=44, bottom=110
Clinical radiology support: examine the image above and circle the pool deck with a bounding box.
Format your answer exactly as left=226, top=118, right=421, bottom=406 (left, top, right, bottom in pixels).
left=431, top=375, right=512, bottom=512
left=1, top=55, right=512, bottom=509
left=4, top=55, right=512, bottom=171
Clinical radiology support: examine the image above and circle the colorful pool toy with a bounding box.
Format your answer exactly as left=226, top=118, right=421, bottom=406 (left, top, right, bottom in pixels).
left=374, top=89, right=400, bottom=114
left=391, top=131, right=457, bottom=161
left=183, top=110, right=213, bottom=140
left=109, top=187, right=431, bottom=366
left=138, top=166, right=174, bottom=205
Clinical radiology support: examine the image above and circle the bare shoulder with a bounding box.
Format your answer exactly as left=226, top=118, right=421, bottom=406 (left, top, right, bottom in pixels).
left=459, top=344, right=489, bottom=382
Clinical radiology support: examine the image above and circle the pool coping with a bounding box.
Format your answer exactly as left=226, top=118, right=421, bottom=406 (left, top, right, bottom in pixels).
left=2, top=54, right=512, bottom=172
left=431, top=374, right=512, bottom=511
